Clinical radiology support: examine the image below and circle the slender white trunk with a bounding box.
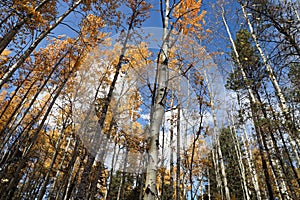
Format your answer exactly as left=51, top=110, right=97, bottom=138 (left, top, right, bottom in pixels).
left=182, top=172, right=188, bottom=200
left=229, top=112, right=250, bottom=200
left=176, top=105, right=181, bottom=200
left=38, top=127, right=68, bottom=200
left=105, top=134, right=119, bottom=200
left=170, top=92, right=175, bottom=199
left=63, top=156, right=81, bottom=200
left=51, top=137, right=71, bottom=196
left=221, top=5, right=293, bottom=199
left=221, top=6, right=256, bottom=103
left=211, top=147, right=223, bottom=198
left=117, top=148, right=128, bottom=200
left=241, top=125, right=262, bottom=200
left=257, top=130, right=284, bottom=199
left=207, top=169, right=211, bottom=200
left=287, top=136, right=300, bottom=168
left=181, top=73, right=189, bottom=200
left=240, top=4, right=299, bottom=143
left=267, top=157, right=284, bottom=200
left=144, top=1, right=169, bottom=199
left=216, top=138, right=230, bottom=200
left=198, top=176, right=203, bottom=200
left=241, top=5, right=298, bottom=199
left=240, top=5, right=287, bottom=113
left=204, top=70, right=230, bottom=200
left=265, top=135, right=291, bottom=199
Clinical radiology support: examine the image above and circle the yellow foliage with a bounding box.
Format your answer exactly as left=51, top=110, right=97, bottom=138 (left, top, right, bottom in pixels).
left=0, top=90, right=7, bottom=102
left=173, top=0, right=206, bottom=35
left=1, top=49, right=11, bottom=56
left=80, top=14, right=108, bottom=48
left=0, top=49, right=11, bottom=65
left=206, top=29, right=213, bottom=34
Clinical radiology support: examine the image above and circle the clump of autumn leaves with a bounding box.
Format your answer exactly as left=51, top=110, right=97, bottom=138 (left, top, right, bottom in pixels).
left=0, top=0, right=218, bottom=199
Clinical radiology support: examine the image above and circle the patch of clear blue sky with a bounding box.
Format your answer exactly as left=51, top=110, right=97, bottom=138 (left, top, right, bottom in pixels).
left=48, top=0, right=208, bottom=38
left=43, top=0, right=241, bottom=52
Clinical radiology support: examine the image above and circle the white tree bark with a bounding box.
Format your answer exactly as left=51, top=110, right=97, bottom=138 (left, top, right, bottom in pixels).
left=265, top=135, right=291, bottom=199
left=144, top=1, right=169, bottom=199
left=204, top=70, right=231, bottom=200
left=221, top=6, right=278, bottom=199
left=207, top=169, right=211, bottom=200
left=169, top=92, right=175, bottom=199
left=240, top=3, right=299, bottom=143
left=211, top=147, right=223, bottom=198
left=176, top=104, right=181, bottom=200
left=229, top=112, right=251, bottom=200
left=241, top=125, right=262, bottom=200
left=51, top=137, right=71, bottom=198
left=221, top=6, right=257, bottom=103
left=216, top=131, right=230, bottom=200
left=63, top=152, right=81, bottom=200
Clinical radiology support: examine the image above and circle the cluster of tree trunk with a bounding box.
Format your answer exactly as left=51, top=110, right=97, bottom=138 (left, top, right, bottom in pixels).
left=0, top=0, right=299, bottom=200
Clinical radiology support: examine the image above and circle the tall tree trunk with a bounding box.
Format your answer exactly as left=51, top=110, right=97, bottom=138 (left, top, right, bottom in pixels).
left=240, top=3, right=299, bottom=142
left=5, top=62, right=76, bottom=199
left=216, top=128, right=230, bottom=200
left=37, top=125, right=67, bottom=200
left=61, top=142, right=84, bottom=200
left=229, top=114, right=250, bottom=200
left=221, top=6, right=275, bottom=198
left=160, top=116, right=166, bottom=199
left=0, top=0, right=51, bottom=55
left=0, top=69, right=32, bottom=123
left=181, top=73, right=190, bottom=200
left=117, top=147, right=128, bottom=200
left=207, top=169, right=211, bottom=200
left=0, top=78, right=37, bottom=151
left=144, top=1, right=169, bottom=199
left=211, top=147, right=223, bottom=199
left=89, top=117, right=117, bottom=199
left=255, top=91, right=296, bottom=199
left=0, top=49, right=68, bottom=138
left=0, top=0, right=82, bottom=88
left=50, top=137, right=72, bottom=199
left=75, top=11, right=136, bottom=199
left=169, top=94, right=175, bottom=199
left=236, top=91, right=263, bottom=200
left=176, top=105, right=181, bottom=200
left=251, top=109, right=275, bottom=200
left=204, top=69, right=230, bottom=200
left=240, top=124, right=262, bottom=200
left=106, top=138, right=119, bottom=199
left=263, top=80, right=300, bottom=170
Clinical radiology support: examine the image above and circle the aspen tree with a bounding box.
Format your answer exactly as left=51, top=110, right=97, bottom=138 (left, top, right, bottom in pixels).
left=229, top=109, right=250, bottom=200
left=237, top=93, right=262, bottom=200
left=0, top=0, right=52, bottom=55
left=241, top=125, right=262, bottom=200
left=240, top=2, right=299, bottom=144
left=221, top=5, right=276, bottom=199
left=76, top=2, right=151, bottom=198
left=144, top=0, right=170, bottom=198
left=0, top=0, right=82, bottom=88
left=169, top=92, right=175, bottom=199
left=176, top=105, right=181, bottom=200
left=205, top=71, right=231, bottom=200
left=4, top=59, right=79, bottom=199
